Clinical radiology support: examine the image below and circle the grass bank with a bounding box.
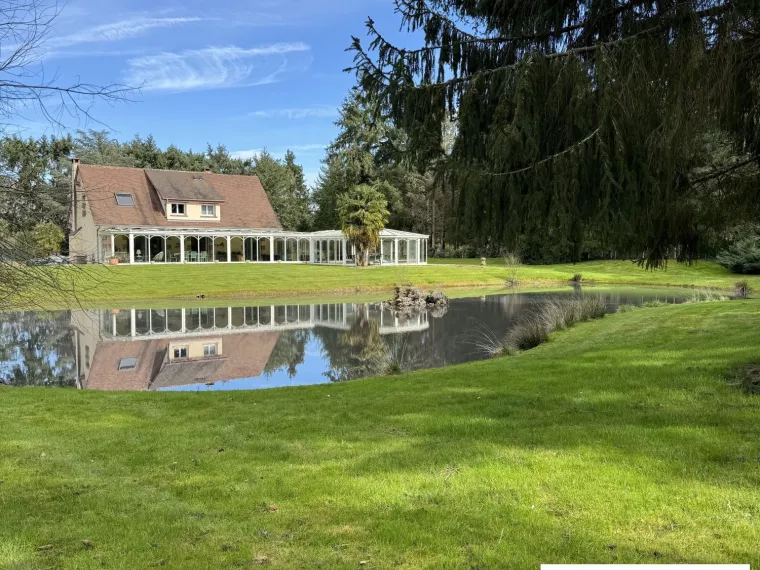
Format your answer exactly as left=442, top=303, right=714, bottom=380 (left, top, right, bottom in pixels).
left=2, top=300, right=759, bottom=568
left=23, top=259, right=760, bottom=305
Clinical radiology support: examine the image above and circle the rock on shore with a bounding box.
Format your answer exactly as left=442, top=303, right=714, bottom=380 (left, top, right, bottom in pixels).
left=384, top=287, right=449, bottom=314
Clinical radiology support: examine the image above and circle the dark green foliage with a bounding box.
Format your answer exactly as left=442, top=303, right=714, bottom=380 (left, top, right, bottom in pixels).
left=252, top=150, right=311, bottom=231
left=31, top=222, right=65, bottom=255
left=0, top=135, right=73, bottom=233
left=716, top=231, right=760, bottom=274
left=351, top=0, right=760, bottom=268
left=313, top=90, right=434, bottom=234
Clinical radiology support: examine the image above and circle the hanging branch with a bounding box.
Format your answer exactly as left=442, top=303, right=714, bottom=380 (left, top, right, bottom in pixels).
left=0, top=0, right=139, bottom=131
left=467, top=128, right=601, bottom=177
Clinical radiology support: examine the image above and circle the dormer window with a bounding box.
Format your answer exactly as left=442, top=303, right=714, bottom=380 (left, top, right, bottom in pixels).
left=170, top=203, right=186, bottom=215
left=115, top=192, right=134, bottom=206
left=201, top=204, right=216, bottom=217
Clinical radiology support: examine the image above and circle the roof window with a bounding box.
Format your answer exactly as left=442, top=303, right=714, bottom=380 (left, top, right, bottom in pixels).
left=115, top=192, right=135, bottom=206
left=118, top=357, right=137, bottom=371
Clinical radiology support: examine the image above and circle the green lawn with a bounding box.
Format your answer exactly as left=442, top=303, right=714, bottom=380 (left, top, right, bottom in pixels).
left=2, top=300, right=759, bottom=568
left=26, top=259, right=760, bottom=305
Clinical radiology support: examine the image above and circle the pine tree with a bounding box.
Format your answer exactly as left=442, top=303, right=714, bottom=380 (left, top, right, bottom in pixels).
left=351, top=0, right=760, bottom=267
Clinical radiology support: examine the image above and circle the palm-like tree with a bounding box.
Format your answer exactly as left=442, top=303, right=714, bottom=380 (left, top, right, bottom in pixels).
left=338, top=184, right=389, bottom=266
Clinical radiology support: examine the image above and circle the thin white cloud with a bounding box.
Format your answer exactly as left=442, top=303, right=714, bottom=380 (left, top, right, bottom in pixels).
left=290, top=144, right=326, bottom=152
left=125, top=43, right=311, bottom=92
left=230, top=149, right=263, bottom=160
left=230, top=144, right=325, bottom=161
left=49, top=17, right=204, bottom=48
left=249, top=106, right=337, bottom=119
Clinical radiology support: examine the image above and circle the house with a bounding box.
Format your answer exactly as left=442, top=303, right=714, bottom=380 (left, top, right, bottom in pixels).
left=69, top=160, right=429, bottom=265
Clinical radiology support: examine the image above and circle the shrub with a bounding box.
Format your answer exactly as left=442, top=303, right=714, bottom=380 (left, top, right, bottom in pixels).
left=503, top=251, right=521, bottom=286
left=464, top=321, right=516, bottom=357
left=735, top=279, right=751, bottom=298
left=507, top=318, right=549, bottom=351
left=618, top=303, right=638, bottom=313
left=686, top=288, right=728, bottom=303
left=716, top=233, right=760, bottom=274
left=643, top=299, right=667, bottom=308
left=505, top=294, right=606, bottom=353
left=571, top=273, right=583, bottom=283
left=32, top=222, right=65, bottom=256
left=582, top=295, right=607, bottom=319
left=503, top=252, right=521, bottom=266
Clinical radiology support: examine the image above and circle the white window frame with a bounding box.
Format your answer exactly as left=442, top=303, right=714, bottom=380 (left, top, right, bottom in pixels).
left=201, top=204, right=216, bottom=217
left=173, top=346, right=188, bottom=359
left=170, top=203, right=186, bottom=216
left=203, top=343, right=217, bottom=356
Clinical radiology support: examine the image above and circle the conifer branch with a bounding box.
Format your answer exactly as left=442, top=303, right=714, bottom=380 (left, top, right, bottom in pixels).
left=374, top=1, right=645, bottom=58
left=691, top=155, right=757, bottom=185
left=393, top=0, right=479, bottom=40
left=464, top=128, right=600, bottom=177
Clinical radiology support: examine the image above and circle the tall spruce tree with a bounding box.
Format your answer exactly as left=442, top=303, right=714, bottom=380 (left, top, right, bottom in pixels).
left=351, top=0, right=760, bottom=267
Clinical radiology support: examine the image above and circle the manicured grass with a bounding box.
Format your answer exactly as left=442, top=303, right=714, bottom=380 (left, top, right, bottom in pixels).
left=2, top=300, right=759, bottom=568
left=26, top=259, right=760, bottom=304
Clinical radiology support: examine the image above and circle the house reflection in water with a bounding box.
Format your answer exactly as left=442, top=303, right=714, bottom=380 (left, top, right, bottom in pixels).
left=71, top=304, right=430, bottom=391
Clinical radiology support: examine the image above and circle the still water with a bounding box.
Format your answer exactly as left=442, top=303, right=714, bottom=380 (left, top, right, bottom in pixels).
left=1, top=288, right=692, bottom=391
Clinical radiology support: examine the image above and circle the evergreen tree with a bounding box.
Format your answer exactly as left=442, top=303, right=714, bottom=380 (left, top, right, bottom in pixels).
left=351, top=0, right=760, bottom=267
left=0, top=135, right=73, bottom=232
left=313, top=90, right=412, bottom=230
left=251, top=150, right=311, bottom=231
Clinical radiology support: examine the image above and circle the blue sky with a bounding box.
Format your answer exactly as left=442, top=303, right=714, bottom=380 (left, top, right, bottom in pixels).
left=15, top=0, right=406, bottom=186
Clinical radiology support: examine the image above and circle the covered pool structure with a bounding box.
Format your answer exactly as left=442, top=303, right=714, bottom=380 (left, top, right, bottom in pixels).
left=101, top=228, right=429, bottom=265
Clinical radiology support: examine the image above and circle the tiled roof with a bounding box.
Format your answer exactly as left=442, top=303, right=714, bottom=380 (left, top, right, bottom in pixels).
left=77, top=164, right=281, bottom=230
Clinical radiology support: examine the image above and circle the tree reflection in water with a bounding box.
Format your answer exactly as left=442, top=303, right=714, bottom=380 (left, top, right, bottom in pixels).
left=317, top=304, right=428, bottom=382
left=0, top=311, right=76, bottom=387
left=264, top=329, right=310, bottom=378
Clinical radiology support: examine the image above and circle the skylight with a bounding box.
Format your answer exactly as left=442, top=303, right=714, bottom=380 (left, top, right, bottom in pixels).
left=118, top=357, right=137, bottom=371
left=115, top=192, right=135, bottom=206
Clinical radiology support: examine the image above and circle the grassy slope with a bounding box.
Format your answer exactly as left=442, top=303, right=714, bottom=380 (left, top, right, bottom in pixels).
left=38, top=260, right=760, bottom=303
left=2, top=300, right=759, bottom=569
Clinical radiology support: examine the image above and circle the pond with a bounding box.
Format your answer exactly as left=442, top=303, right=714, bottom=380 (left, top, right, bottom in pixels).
left=0, top=288, right=696, bottom=391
